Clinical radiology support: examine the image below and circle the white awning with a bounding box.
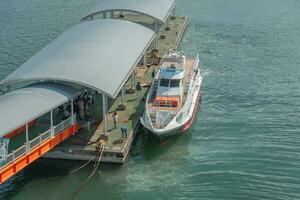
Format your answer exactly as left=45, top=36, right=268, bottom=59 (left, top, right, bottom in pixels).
left=81, top=0, right=176, bottom=24
left=0, top=83, right=79, bottom=137
left=0, top=19, right=155, bottom=98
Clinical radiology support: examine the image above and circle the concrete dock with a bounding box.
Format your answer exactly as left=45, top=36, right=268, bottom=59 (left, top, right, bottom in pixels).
left=43, top=15, right=188, bottom=163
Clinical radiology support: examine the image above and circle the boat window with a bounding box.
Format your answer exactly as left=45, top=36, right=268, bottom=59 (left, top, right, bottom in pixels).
left=160, top=79, right=169, bottom=87
left=170, top=79, right=180, bottom=87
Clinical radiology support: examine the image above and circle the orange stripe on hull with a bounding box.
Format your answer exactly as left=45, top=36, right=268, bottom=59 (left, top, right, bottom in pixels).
left=0, top=124, right=79, bottom=184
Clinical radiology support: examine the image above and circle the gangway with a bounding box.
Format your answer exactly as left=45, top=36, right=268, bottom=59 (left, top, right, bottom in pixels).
left=0, top=115, right=78, bottom=184
left=0, top=82, right=81, bottom=184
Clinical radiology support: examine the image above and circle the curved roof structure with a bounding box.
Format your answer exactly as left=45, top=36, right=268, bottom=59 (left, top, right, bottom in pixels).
left=0, top=19, right=155, bottom=98
left=81, top=0, right=176, bottom=24
left=0, top=83, right=79, bottom=137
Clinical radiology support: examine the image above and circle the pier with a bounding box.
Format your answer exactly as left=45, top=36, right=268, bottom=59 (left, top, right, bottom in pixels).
left=0, top=0, right=188, bottom=184
left=44, top=15, right=188, bottom=163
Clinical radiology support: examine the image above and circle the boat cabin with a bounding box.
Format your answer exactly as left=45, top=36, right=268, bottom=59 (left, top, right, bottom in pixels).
left=154, top=52, right=186, bottom=108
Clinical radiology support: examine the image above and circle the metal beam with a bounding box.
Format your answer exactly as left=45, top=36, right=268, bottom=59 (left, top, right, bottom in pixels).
left=25, top=123, right=29, bottom=153
left=121, top=86, right=125, bottom=105
left=154, top=22, right=158, bottom=49
left=133, top=69, right=136, bottom=87
left=71, top=99, right=74, bottom=124
left=102, top=94, right=108, bottom=134
left=143, top=54, right=147, bottom=68
left=50, top=110, right=54, bottom=137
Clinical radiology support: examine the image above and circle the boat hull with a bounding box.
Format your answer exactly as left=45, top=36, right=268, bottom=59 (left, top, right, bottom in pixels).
left=181, top=92, right=201, bottom=133
left=140, top=52, right=202, bottom=140
left=141, top=90, right=201, bottom=139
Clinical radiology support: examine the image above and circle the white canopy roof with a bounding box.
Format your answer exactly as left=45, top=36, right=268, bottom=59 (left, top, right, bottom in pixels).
left=0, top=83, right=79, bottom=137
left=0, top=19, right=155, bottom=98
left=81, top=0, right=176, bottom=23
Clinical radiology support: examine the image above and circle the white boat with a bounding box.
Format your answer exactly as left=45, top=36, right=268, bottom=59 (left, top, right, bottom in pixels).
left=140, top=51, right=202, bottom=138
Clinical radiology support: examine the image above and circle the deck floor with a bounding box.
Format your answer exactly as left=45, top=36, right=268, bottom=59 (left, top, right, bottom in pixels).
left=60, top=66, right=153, bottom=153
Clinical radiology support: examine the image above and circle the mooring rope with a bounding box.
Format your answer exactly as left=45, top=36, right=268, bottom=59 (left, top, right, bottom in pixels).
left=71, top=144, right=104, bottom=199
left=17, top=146, right=101, bottom=193
left=70, top=154, right=96, bottom=174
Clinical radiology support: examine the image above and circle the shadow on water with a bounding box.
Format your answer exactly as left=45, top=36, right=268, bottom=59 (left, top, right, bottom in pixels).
left=0, top=159, right=75, bottom=199
left=131, top=128, right=193, bottom=161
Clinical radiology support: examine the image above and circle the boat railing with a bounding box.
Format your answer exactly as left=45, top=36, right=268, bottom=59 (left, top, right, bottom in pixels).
left=0, top=114, right=75, bottom=168
left=14, top=146, right=26, bottom=159
left=176, top=56, right=200, bottom=123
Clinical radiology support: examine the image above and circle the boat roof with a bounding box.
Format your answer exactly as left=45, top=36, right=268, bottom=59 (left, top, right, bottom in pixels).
left=0, top=82, right=80, bottom=137
left=0, top=19, right=155, bottom=99
left=157, top=86, right=181, bottom=97
left=81, top=0, right=175, bottom=24
left=159, top=68, right=184, bottom=79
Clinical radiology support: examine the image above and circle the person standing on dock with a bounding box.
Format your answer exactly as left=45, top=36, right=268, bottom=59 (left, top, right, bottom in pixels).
left=136, top=82, right=142, bottom=97
left=113, top=112, right=118, bottom=129
left=85, top=111, right=91, bottom=131
left=78, top=97, right=85, bottom=120
left=152, top=69, right=155, bottom=79
left=83, top=90, right=89, bottom=110
left=87, top=91, right=94, bottom=108
left=74, top=98, right=79, bottom=119
left=62, top=108, right=71, bottom=120
left=121, top=125, right=128, bottom=139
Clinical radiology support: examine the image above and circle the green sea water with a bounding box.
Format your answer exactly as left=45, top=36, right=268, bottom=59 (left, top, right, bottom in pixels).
left=1, top=0, right=300, bottom=199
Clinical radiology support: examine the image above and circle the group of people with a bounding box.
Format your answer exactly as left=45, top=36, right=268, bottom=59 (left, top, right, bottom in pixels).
left=74, top=90, right=95, bottom=131
left=57, top=105, right=71, bottom=121
left=68, top=81, right=147, bottom=136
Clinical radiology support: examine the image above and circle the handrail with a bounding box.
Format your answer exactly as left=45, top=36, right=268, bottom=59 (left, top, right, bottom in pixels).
left=0, top=115, right=75, bottom=169
left=176, top=56, right=200, bottom=123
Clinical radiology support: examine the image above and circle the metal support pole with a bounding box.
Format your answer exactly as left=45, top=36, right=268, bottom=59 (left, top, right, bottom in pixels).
left=102, top=94, right=108, bottom=134
left=71, top=99, right=74, bottom=124
left=143, top=54, right=147, bottom=68
left=173, top=5, right=176, bottom=16
left=131, top=74, right=135, bottom=88
left=121, top=86, right=125, bottom=105
left=154, top=22, right=158, bottom=49
left=161, top=23, right=165, bottom=36
left=166, top=18, right=170, bottom=30
left=103, top=12, right=107, bottom=19
left=25, top=123, right=29, bottom=153
left=133, top=69, right=136, bottom=87
left=110, top=11, right=114, bottom=18
left=50, top=109, right=54, bottom=137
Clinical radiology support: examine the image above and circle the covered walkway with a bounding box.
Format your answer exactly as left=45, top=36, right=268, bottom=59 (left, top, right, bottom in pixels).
left=0, top=82, right=80, bottom=137
left=81, top=0, right=176, bottom=49
left=0, top=19, right=155, bottom=99
left=0, top=82, right=80, bottom=183
left=0, top=18, right=157, bottom=184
